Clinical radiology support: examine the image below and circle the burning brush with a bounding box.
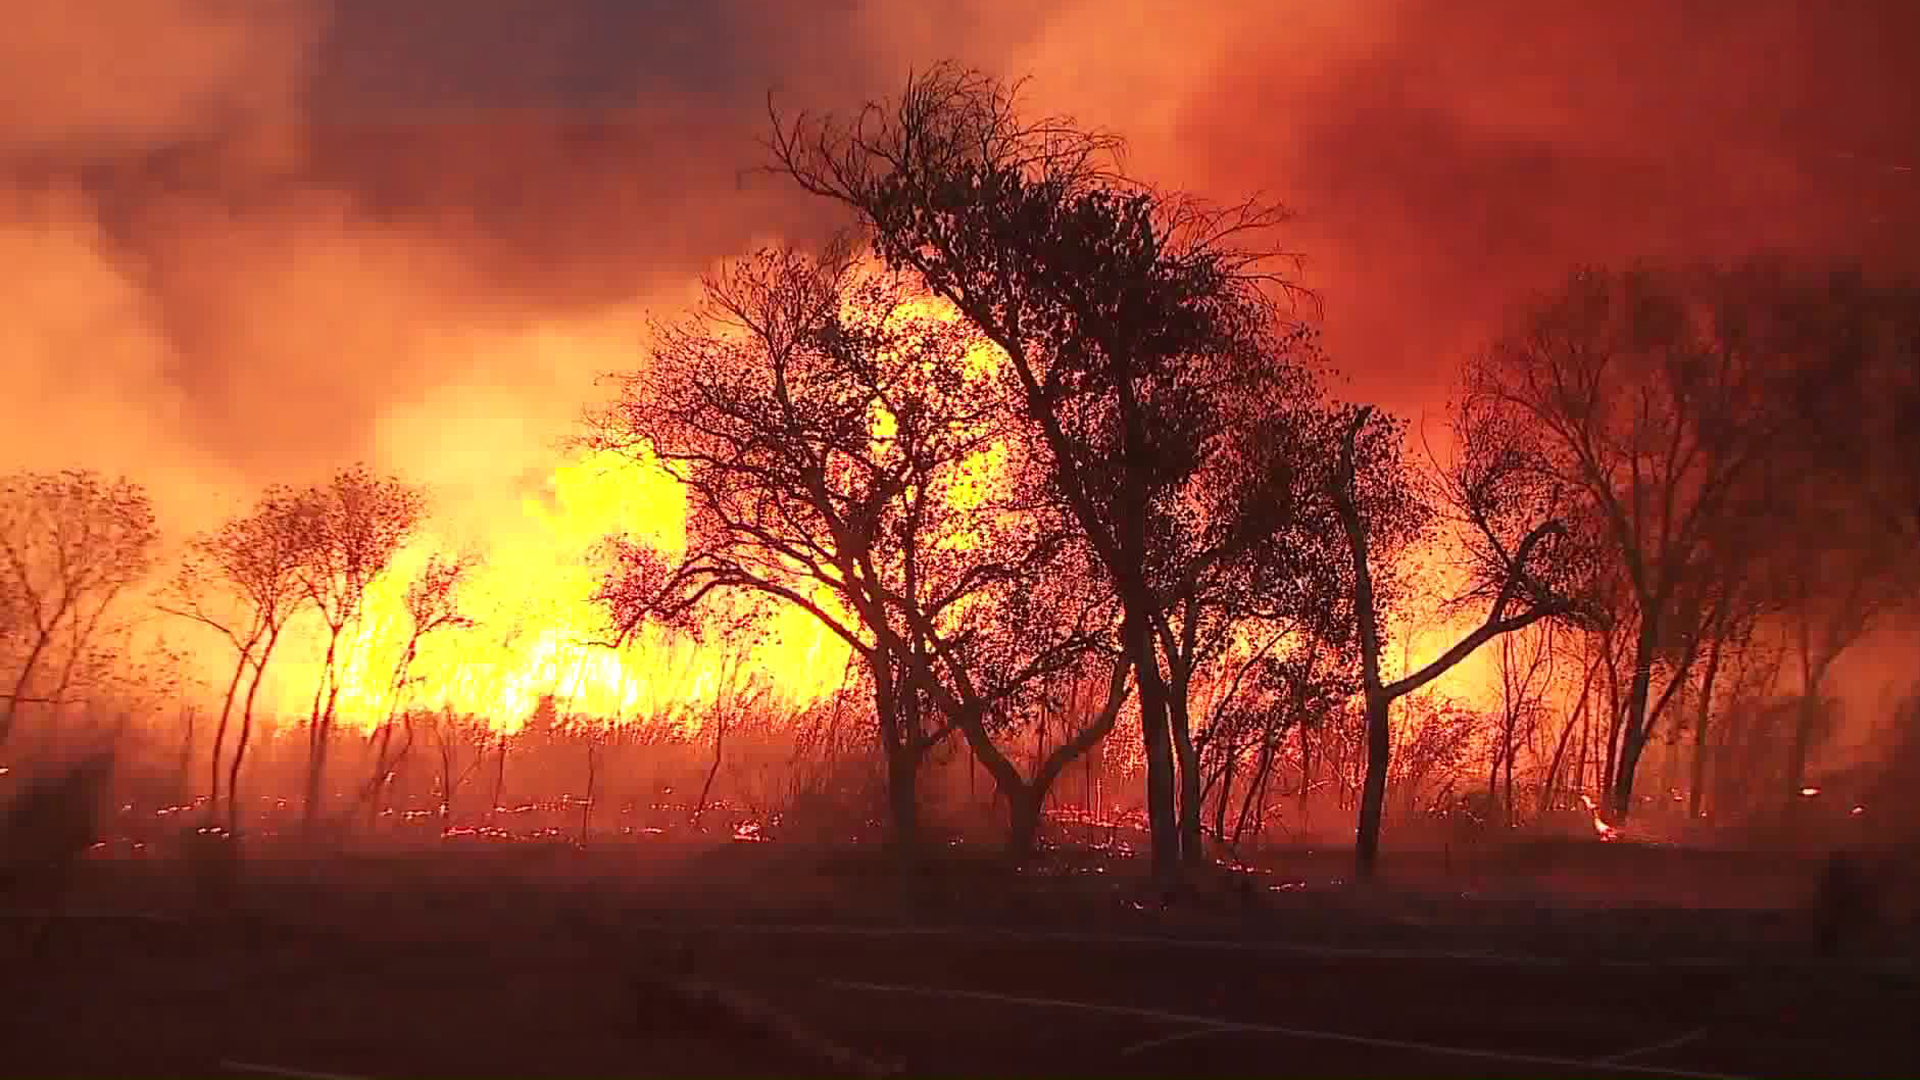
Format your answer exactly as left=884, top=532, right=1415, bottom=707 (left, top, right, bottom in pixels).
left=1577, top=795, right=1620, bottom=841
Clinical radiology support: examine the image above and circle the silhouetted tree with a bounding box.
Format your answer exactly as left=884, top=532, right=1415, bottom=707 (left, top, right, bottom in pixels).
left=1458, top=266, right=1831, bottom=820
left=426, top=706, right=490, bottom=827
left=768, top=63, right=1318, bottom=879
left=1492, top=622, right=1556, bottom=827
left=1331, top=405, right=1582, bottom=877
left=0, top=470, right=157, bottom=746
left=292, top=465, right=426, bottom=832
left=161, top=487, right=309, bottom=824
left=1758, top=274, right=1919, bottom=805
left=592, top=245, right=1124, bottom=857
left=365, top=548, right=479, bottom=822
left=1198, top=630, right=1354, bottom=846
left=179, top=489, right=309, bottom=832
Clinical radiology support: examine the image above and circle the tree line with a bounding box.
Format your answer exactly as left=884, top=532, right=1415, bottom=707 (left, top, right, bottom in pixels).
left=4, top=64, right=1915, bottom=879
left=592, top=64, right=1920, bottom=879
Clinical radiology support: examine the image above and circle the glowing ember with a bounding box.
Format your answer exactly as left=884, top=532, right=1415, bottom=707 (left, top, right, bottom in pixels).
left=731, top=820, right=767, bottom=843
left=1800, top=786, right=1821, bottom=797
left=1851, top=805, right=1865, bottom=816
left=1577, top=794, right=1620, bottom=841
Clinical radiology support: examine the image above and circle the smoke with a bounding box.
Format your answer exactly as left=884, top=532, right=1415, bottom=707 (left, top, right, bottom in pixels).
left=998, top=0, right=1920, bottom=413
left=0, top=0, right=319, bottom=155
left=0, top=0, right=1913, bottom=723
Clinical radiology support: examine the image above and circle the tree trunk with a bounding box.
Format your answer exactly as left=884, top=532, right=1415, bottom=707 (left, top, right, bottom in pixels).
left=366, top=724, right=395, bottom=831
left=886, top=746, right=921, bottom=855
left=207, top=650, right=249, bottom=820
left=1169, top=683, right=1205, bottom=867
left=1786, top=692, right=1819, bottom=814
left=176, top=707, right=198, bottom=801
left=0, top=630, right=55, bottom=746
left=369, top=641, right=421, bottom=828
left=1503, top=735, right=1517, bottom=829
left=1610, top=623, right=1658, bottom=822
left=228, top=630, right=279, bottom=837
left=1006, top=787, right=1044, bottom=862
left=1355, top=691, right=1391, bottom=878
left=302, top=629, right=344, bottom=832
left=581, top=740, right=597, bottom=846
left=1600, top=634, right=1623, bottom=797
left=1689, top=634, right=1724, bottom=819
left=1543, top=668, right=1591, bottom=812
left=1231, top=735, right=1271, bottom=847
left=1297, top=722, right=1312, bottom=813
left=489, top=737, right=507, bottom=825
left=1127, top=613, right=1179, bottom=883
left=437, top=737, right=457, bottom=826
left=304, top=725, right=329, bottom=832
left=872, top=663, right=926, bottom=856
left=1487, top=735, right=1502, bottom=810
left=692, top=713, right=726, bottom=827
left=1212, top=741, right=1236, bottom=846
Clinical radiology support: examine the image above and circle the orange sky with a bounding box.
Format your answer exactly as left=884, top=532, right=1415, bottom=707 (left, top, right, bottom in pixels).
left=2, top=0, right=1915, bottom=725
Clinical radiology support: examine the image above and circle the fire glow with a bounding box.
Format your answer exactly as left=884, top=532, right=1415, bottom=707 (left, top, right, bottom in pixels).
left=254, top=450, right=853, bottom=735
left=1577, top=795, right=1619, bottom=841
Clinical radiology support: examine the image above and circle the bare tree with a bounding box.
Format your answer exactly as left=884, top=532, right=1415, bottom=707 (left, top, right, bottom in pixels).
left=1492, top=622, right=1556, bottom=827
left=291, top=465, right=426, bottom=832
left=161, top=487, right=310, bottom=831
left=426, top=706, right=491, bottom=828
left=1331, top=405, right=1582, bottom=877
left=591, top=245, right=1126, bottom=859
left=690, top=682, right=762, bottom=831
left=1198, top=632, right=1353, bottom=847
left=0, top=470, right=157, bottom=746
left=364, top=548, right=479, bottom=824
left=1459, top=266, right=1861, bottom=820
left=1678, top=563, right=1774, bottom=820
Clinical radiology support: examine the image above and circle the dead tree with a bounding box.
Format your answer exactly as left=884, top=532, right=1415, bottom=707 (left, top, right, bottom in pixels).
left=364, top=549, right=478, bottom=826
left=1457, top=266, right=1886, bottom=819
left=161, top=489, right=307, bottom=826
left=0, top=470, right=156, bottom=747
left=291, top=465, right=425, bottom=833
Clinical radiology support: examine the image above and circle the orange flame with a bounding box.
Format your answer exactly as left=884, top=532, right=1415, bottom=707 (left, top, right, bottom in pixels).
left=1577, top=794, right=1619, bottom=841
left=262, top=448, right=851, bottom=735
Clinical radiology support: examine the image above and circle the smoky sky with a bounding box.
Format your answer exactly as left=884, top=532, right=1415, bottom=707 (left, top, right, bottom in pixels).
left=1, top=0, right=1915, bottom=538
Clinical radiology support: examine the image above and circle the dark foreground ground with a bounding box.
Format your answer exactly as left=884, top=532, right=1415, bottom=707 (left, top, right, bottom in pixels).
left=5, top=838, right=1916, bottom=1078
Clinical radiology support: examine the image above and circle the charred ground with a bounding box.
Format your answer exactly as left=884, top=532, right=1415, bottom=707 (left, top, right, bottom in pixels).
left=6, top=833, right=1915, bottom=1079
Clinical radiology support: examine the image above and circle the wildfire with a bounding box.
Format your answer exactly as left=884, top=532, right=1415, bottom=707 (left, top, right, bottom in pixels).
left=257, top=450, right=852, bottom=735
left=241, top=295, right=1009, bottom=738
left=1577, top=794, right=1619, bottom=841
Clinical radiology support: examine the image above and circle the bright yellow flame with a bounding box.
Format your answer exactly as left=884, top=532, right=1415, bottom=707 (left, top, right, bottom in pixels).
left=255, top=292, right=1020, bottom=740
left=265, top=448, right=851, bottom=735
